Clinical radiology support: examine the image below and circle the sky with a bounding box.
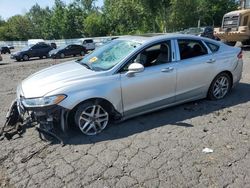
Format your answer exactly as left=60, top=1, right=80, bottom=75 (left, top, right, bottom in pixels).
left=0, top=0, right=104, bottom=20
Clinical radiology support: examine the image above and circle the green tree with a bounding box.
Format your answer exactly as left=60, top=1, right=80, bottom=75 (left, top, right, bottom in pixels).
left=84, top=11, right=108, bottom=36
left=27, top=4, right=52, bottom=39
left=103, top=0, right=146, bottom=35
left=50, top=0, right=67, bottom=39
left=198, top=0, right=238, bottom=27
left=3, top=15, right=33, bottom=40
left=63, top=3, right=85, bottom=38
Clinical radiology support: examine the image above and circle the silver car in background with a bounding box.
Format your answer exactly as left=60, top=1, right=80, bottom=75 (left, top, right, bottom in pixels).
left=16, top=34, right=243, bottom=136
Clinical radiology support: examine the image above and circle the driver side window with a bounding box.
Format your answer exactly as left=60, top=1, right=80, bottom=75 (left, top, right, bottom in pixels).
left=120, top=41, right=171, bottom=72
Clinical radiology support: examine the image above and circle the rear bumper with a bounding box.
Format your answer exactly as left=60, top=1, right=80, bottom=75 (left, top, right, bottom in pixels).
left=232, top=59, right=243, bottom=87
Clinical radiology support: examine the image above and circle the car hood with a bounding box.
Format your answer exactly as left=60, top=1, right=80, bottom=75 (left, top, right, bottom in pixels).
left=13, top=49, right=28, bottom=55
left=21, top=61, right=97, bottom=98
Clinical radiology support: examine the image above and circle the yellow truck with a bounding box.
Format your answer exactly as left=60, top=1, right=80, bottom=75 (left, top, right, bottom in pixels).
left=214, top=0, right=250, bottom=46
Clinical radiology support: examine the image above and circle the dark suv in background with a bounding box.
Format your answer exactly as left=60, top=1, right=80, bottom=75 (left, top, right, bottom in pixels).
left=199, top=26, right=219, bottom=40
left=11, top=42, right=53, bottom=61
left=0, top=46, right=11, bottom=54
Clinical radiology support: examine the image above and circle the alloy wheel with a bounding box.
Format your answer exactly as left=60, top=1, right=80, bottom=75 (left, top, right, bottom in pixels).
left=78, top=105, right=109, bottom=135
left=212, top=75, right=230, bottom=99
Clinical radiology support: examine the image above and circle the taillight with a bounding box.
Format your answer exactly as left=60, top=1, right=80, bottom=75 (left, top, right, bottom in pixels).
left=237, top=50, right=243, bottom=59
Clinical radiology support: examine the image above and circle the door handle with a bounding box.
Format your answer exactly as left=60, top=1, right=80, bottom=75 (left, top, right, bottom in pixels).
left=161, top=67, right=174, bottom=72
left=206, top=59, right=216, bottom=64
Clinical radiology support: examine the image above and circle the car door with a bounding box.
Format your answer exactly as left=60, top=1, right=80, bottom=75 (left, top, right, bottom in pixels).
left=33, top=43, right=49, bottom=57
left=120, top=41, right=177, bottom=117
left=43, top=44, right=52, bottom=55
left=64, top=45, right=72, bottom=56
left=71, top=45, right=79, bottom=55
left=174, top=39, right=217, bottom=102
left=30, top=44, right=40, bottom=57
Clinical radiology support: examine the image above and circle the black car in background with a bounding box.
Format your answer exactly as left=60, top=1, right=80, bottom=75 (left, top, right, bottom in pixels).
left=49, top=44, right=87, bottom=58
left=11, top=42, right=53, bottom=61
left=199, top=26, right=219, bottom=40
left=0, top=46, right=11, bottom=54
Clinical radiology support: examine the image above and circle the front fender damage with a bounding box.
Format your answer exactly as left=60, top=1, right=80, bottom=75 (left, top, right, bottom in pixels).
left=0, top=99, right=69, bottom=145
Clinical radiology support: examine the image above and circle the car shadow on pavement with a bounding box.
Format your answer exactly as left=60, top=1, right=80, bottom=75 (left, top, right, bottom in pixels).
left=57, top=82, right=250, bottom=145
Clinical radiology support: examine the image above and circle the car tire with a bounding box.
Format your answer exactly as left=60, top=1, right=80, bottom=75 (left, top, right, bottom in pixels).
left=80, top=51, right=85, bottom=56
left=74, top=101, right=109, bottom=136
left=208, top=73, right=232, bottom=100
left=22, top=54, right=29, bottom=61
left=60, top=53, right=65, bottom=58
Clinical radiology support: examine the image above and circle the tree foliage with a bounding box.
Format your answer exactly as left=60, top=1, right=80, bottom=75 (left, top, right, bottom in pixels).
left=0, top=0, right=239, bottom=40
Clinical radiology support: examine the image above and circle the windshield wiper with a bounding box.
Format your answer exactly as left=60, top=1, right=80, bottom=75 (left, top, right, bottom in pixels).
left=75, top=59, right=93, bottom=70
left=81, top=62, right=93, bottom=70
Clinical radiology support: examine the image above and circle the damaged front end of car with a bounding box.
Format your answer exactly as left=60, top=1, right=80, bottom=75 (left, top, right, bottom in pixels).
left=1, top=86, right=70, bottom=144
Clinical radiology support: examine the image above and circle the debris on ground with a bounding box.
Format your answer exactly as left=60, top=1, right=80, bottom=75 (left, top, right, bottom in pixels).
left=202, top=148, right=214, bottom=153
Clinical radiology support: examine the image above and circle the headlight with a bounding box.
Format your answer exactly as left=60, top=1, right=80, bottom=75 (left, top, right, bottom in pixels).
left=22, top=95, right=67, bottom=108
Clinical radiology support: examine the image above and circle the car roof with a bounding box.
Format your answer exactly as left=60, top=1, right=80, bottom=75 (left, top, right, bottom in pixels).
left=117, top=33, right=219, bottom=44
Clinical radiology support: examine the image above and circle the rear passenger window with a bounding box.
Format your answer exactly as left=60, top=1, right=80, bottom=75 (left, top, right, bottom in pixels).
left=205, top=42, right=219, bottom=53
left=178, top=39, right=208, bottom=60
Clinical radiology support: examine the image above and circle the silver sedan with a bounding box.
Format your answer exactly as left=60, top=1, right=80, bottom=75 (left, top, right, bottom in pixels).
left=16, top=34, right=243, bottom=136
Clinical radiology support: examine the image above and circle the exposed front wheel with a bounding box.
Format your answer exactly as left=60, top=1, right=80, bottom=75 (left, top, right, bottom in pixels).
left=75, top=102, right=109, bottom=136
left=208, top=73, right=232, bottom=100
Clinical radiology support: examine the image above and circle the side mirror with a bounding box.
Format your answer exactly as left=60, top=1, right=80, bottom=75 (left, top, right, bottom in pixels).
left=126, top=63, right=144, bottom=77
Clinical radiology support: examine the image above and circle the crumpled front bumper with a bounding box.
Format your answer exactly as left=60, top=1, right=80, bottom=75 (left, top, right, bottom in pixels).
left=16, top=97, right=69, bottom=133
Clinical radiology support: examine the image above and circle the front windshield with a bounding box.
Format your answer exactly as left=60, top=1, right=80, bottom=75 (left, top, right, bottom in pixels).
left=79, top=40, right=141, bottom=71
